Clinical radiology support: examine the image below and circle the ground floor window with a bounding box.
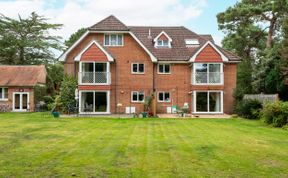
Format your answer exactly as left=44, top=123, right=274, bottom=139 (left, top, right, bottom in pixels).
left=0, top=88, right=8, bottom=100
left=131, top=91, right=144, bottom=102
left=158, top=92, right=170, bottom=102
left=80, top=91, right=109, bottom=113
left=194, top=91, right=222, bottom=113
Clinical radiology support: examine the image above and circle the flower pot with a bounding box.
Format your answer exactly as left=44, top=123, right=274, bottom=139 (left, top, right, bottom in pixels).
left=52, top=111, right=60, bottom=118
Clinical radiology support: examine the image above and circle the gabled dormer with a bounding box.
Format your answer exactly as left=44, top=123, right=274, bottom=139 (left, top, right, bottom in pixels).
left=153, top=31, right=172, bottom=48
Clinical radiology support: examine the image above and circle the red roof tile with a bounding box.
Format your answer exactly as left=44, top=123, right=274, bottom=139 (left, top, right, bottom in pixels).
left=0, top=65, right=47, bottom=87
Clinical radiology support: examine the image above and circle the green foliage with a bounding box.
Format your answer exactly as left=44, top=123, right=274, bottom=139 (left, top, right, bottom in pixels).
left=64, top=28, right=87, bottom=48
left=261, top=101, right=288, bottom=127
left=46, top=63, right=64, bottom=95
left=34, top=85, right=47, bottom=104
left=0, top=12, right=63, bottom=65
left=144, top=94, right=153, bottom=112
left=235, top=99, right=262, bottom=119
left=59, top=75, right=77, bottom=113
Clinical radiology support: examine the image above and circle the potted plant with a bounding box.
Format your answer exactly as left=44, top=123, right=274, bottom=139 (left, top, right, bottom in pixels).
left=51, top=95, right=62, bottom=118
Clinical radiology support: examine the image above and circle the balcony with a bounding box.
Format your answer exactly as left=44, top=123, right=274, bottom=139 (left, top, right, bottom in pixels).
left=78, top=72, right=111, bottom=85
left=193, top=72, right=223, bottom=85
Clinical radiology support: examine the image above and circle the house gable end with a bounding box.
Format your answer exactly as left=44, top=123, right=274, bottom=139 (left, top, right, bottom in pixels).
left=189, top=41, right=229, bottom=62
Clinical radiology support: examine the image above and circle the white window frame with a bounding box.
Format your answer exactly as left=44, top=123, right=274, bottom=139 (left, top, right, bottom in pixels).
left=192, top=91, right=223, bottom=114
left=156, top=39, right=169, bottom=47
left=78, top=61, right=110, bottom=85
left=0, top=87, right=8, bottom=101
left=157, top=64, right=171, bottom=74
left=103, top=34, right=124, bottom=46
left=158, top=91, right=171, bottom=102
left=192, top=63, right=223, bottom=85
left=78, top=90, right=110, bottom=114
left=12, top=92, right=29, bottom=112
left=131, top=91, right=145, bottom=103
left=131, top=63, right=145, bottom=74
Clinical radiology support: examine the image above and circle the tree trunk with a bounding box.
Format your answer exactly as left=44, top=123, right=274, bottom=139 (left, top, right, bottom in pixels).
left=266, top=18, right=276, bottom=48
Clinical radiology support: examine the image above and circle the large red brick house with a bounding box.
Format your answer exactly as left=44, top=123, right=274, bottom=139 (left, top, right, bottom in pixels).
left=60, top=15, right=240, bottom=115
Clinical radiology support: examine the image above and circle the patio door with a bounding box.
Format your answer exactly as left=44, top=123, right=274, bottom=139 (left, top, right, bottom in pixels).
left=13, top=92, right=29, bottom=111
left=79, top=91, right=110, bottom=114
left=193, top=91, right=223, bottom=114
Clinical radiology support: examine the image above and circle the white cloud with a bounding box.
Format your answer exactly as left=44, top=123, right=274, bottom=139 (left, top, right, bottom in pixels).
left=0, top=0, right=207, bottom=41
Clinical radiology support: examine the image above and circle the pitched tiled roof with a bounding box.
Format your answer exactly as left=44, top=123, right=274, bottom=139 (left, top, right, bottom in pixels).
left=128, top=26, right=206, bottom=61
left=89, top=15, right=129, bottom=31
left=199, top=34, right=214, bottom=43
left=0, top=65, right=46, bottom=87
left=79, top=15, right=241, bottom=62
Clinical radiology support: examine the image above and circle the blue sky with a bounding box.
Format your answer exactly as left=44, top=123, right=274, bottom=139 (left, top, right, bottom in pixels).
left=0, top=0, right=238, bottom=45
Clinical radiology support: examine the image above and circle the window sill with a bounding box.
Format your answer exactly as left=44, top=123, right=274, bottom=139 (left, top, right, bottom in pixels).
left=0, top=99, right=8, bottom=101
left=131, top=73, right=145, bottom=75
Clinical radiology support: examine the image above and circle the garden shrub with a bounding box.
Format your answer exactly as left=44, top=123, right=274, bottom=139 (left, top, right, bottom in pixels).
left=34, top=85, right=47, bottom=104
left=261, top=101, right=288, bottom=127
left=59, top=75, right=77, bottom=113
left=235, top=99, right=262, bottom=119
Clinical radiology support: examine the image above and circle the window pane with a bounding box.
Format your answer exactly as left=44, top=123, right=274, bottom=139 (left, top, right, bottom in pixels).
left=159, top=65, right=164, bottom=73
left=164, top=93, right=170, bottom=101
left=117, top=35, right=123, bottom=45
left=196, top=92, right=208, bottom=112
left=104, top=35, right=109, bottom=45
left=4, top=88, right=8, bottom=99
left=195, top=63, right=207, bottom=73
left=157, top=40, right=162, bottom=46
left=209, top=92, right=221, bottom=112
left=132, top=64, right=138, bottom=73
left=132, top=92, right=138, bottom=101
left=209, top=64, right=221, bottom=72
left=139, top=64, right=144, bottom=73
left=163, top=40, right=169, bottom=46
left=164, top=65, right=170, bottom=73
left=158, top=93, right=163, bottom=101
left=110, top=34, right=117, bottom=46
left=0, top=88, right=2, bottom=99
left=139, top=92, right=144, bottom=101
left=195, top=63, right=208, bottom=83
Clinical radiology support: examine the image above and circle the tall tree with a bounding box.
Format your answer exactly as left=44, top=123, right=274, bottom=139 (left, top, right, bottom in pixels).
left=64, top=28, right=87, bottom=48
left=217, top=0, right=288, bottom=48
left=0, top=12, right=63, bottom=65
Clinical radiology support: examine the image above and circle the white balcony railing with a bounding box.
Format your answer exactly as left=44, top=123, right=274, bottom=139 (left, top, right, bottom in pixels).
left=78, top=72, right=111, bottom=84
left=193, top=72, right=223, bottom=85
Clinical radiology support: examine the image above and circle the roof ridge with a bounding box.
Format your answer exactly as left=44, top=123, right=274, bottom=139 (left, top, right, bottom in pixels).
left=89, top=15, right=128, bottom=30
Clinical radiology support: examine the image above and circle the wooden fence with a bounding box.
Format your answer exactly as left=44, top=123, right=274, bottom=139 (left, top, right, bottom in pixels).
left=243, top=94, right=279, bottom=103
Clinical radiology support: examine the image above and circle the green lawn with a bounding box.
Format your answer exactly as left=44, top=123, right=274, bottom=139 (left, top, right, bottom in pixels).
left=0, top=113, right=287, bottom=178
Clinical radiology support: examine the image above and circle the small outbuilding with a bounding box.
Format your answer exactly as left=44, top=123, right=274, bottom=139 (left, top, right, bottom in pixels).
left=0, top=65, right=47, bottom=112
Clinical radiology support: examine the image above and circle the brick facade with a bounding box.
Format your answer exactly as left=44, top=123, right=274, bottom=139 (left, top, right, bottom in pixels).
left=63, top=32, right=238, bottom=114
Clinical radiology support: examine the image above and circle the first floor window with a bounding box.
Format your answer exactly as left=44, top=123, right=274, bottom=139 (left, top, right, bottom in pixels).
left=193, top=63, right=222, bottom=84
left=0, top=88, right=8, bottom=100
left=158, top=64, right=170, bottom=74
left=132, top=63, right=144, bottom=74
left=132, top=91, right=144, bottom=102
left=158, top=92, right=170, bottom=102
left=195, top=91, right=222, bottom=113
left=104, top=34, right=123, bottom=46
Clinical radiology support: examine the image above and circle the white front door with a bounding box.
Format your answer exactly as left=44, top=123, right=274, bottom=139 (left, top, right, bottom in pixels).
left=13, top=92, right=29, bottom=112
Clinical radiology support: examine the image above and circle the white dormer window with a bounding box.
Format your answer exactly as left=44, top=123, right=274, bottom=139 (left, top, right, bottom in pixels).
left=154, top=31, right=172, bottom=48
left=185, top=39, right=199, bottom=47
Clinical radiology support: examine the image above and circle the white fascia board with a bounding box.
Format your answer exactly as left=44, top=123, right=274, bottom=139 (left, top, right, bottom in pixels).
left=153, top=31, right=173, bottom=42
left=129, top=32, right=158, bottom=63
left=58, top=30, right=90, bottom=62
left=74, top=40, right=114, bottom=62
left=189, top=41, right=229, bottom=62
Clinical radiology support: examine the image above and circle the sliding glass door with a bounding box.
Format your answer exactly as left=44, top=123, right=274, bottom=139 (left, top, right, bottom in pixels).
left=194, top=91, right=223, bottom=113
